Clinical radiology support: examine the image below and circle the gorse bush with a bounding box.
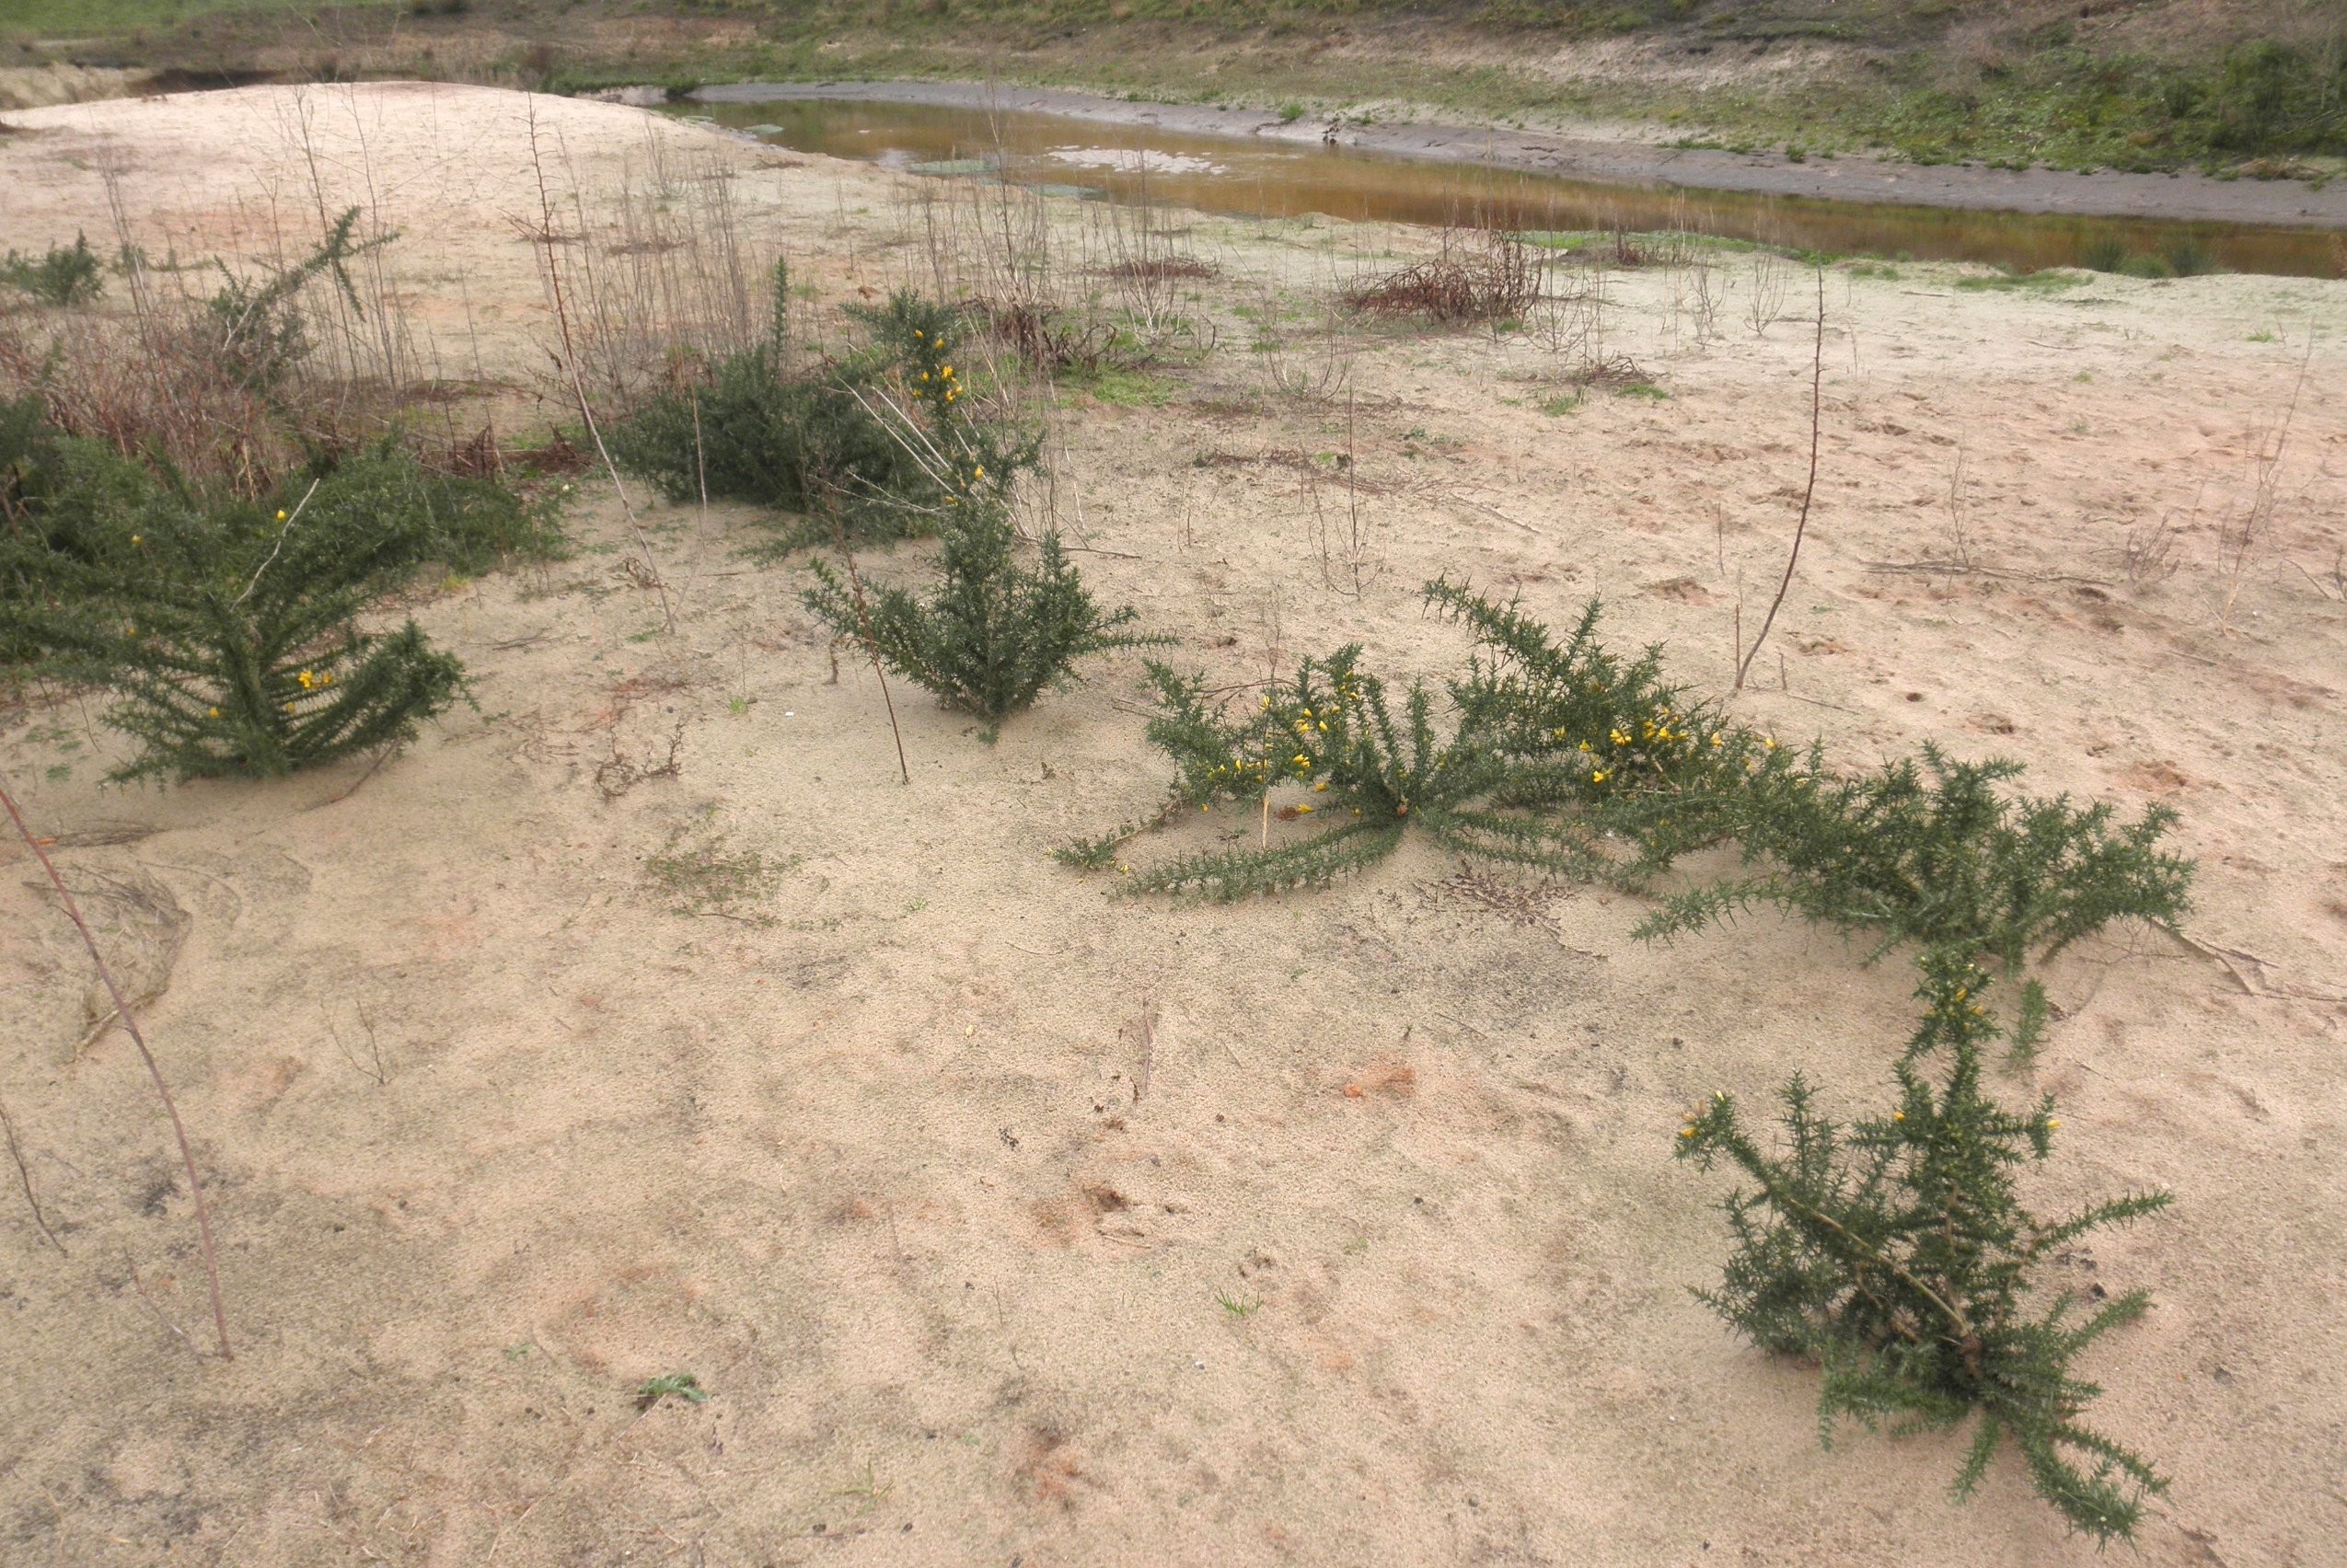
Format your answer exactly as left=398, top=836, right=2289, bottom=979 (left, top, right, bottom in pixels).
left=605, top=262, right=905, bottom=528
left=798, top=292, right=1116, bottom=734
left=1094, top=582, right=2191, bottom=983
left=804, top=500, right=1154, bottom=737
left=607, top=267, right=1038, bottom=548
left=1431, top=577, right=1805, bottom=876
left=1636, top=744, right=2192, bottom=976
left=204, top=207, right=391, bottom=394
left=1105, top=646, right=1595, bottom=897
left=1, top=233, right=106, bottom=307
left=0, top=409, right=507, bottom=779
left=1677, top=954, right=2170, bottom=1541
left=1088, top=584, right=1794, bottom=901
left=1075, top=591, right=2187, bottom=1539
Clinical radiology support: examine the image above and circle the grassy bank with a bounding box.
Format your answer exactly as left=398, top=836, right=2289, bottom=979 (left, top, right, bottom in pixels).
left=6, top=0, right=2343, bottom=178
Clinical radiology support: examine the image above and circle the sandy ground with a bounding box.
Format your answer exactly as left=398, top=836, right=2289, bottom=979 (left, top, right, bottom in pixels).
left=0, top=83, right=2343, bottom=1567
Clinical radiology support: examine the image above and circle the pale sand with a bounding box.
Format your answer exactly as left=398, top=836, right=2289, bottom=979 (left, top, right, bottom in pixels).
left=0, top=84, right=2342, bottom=1566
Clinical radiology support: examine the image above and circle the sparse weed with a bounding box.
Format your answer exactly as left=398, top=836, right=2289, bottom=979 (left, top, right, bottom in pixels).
left=1344, top=227, right=1538, bottom=324
left=636, top=1372, right=710, bottom=1409
left=2080, top=236, right=2130, bottom=273
left=644, top=819, right=781, bottom=917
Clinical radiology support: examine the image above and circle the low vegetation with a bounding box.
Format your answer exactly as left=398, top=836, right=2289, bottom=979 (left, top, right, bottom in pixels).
left=1093, top=582, right=2189, bottom=990
left=0, top=235, right=106, bottom=308
left=0, top=75, right=2215, bottom=1545
left=22, top=1, right=2340, bottom=179
left=1343, top=229, right=1540, bottom=325
left=0, top=211, right=559, bottom=780
left=797, top=327, right=1150, bottom=737
left=0, top=412, right=498, bottom=779
left=607, top=271, right=1040, bottom=548
left=1076, top=579, right=2186, bottom=1539
left=1679, top=955, right=2170, bottom=1542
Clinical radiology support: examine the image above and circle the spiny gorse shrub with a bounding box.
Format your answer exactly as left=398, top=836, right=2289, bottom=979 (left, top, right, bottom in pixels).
left=607, top=268, right=1037, bottom=547
left=1430, top=577, right=1805, bottom=874
left=1094, top=583, right=2191, bottom=972
left=804, top=497, right=1154, bottom=737
left=1, top=414, right=493, bottom=780
left=1633, top=744, right=2192, bottom=974
left=204, top=207, right=390, bottom=394
left=1, top=233, right=106, bottom=307
left=1677, top=953, right=2169, bottom=1542
left=1097, top=646, right=1596, bottom=898
left=1086, top=585, right=1790, bottom=899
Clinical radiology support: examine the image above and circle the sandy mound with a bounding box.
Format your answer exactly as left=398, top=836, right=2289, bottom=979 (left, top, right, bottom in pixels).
left=1, top=83, right=2342, bottom=1567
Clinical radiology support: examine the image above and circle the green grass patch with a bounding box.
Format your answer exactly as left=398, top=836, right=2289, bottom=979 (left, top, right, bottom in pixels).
left=1951, top=269, right=2092, bottom=294
left=1064, top=365, right=1175, bottom=407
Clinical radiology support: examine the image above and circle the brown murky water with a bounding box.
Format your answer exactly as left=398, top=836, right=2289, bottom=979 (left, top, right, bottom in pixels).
left=676, top=97, right=2341, bottom=279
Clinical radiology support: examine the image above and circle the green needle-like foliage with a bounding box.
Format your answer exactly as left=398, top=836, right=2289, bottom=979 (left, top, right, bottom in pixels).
left=607, top=270, right=1038, bottom=548
left=1114, top=645, right=1597, bottom=899
left=1, top=232, right=106, bottom=307
left=798, top=293, right=1124, bottom=734
left=804, top=502, right=1156, bottom=735
left=1636, top=744, right=2193, bottom=974
left=1, top=421, right=479, bottom=780
left=204, top=207, right=392, bottom=393
left=1092, top=579, right=2191, bottom=1008
left=1677, top=954, right=2170, bottom=1542
left=1428, top=576, right=1807, bottom=871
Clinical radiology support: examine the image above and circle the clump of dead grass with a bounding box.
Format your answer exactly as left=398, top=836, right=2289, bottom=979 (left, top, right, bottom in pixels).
left=1343, top=227, right=1538, bottom=324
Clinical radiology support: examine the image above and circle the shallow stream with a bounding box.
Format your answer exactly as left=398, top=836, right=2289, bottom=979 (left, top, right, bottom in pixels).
left=675, top=94, right=2340, bottom=279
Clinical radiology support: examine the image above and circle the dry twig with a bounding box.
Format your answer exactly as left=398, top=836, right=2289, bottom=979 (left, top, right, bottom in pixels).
left=0, top=767, right=229, bottom=1357
left=1735, top=270, right=1826, bottom=691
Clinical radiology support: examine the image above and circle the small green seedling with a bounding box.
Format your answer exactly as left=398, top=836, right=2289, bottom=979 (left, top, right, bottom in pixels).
left=636, top=1372, right=710, bottom=1409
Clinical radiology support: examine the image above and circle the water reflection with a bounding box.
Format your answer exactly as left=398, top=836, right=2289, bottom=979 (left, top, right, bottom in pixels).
left=675, top=97, right=2341, bottom=280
